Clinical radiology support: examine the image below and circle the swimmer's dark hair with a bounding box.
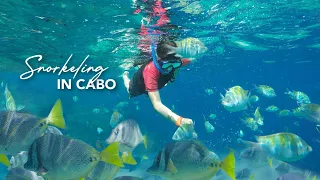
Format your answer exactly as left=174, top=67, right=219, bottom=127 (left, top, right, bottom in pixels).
left=156, top=41, right=177, bottom=59
left=133, top=41, right=177, bottom=67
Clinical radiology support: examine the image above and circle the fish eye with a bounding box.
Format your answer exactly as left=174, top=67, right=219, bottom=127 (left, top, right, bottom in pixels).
left=209, top=163, right=214, bottom=167
left=114, top=129, right=119, bottom=135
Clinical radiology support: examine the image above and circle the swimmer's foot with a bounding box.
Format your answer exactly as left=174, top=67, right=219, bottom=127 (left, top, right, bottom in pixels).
left=122, top=71, right=129, bottom=79
left=122, top=71, right=130, bottom=93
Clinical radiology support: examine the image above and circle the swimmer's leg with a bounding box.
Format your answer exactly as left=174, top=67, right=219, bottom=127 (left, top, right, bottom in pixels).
left=122, top=71, right=130, bottom=93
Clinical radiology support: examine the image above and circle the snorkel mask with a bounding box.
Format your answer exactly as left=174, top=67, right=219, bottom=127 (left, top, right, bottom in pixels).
left=151, top=43, right=183, bottom=74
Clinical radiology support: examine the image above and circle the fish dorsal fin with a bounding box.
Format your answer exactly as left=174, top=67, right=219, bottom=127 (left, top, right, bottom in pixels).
left=0, top=154, right=10, bottom=167
left=202, top=114, right=208, bottom=122
left=122, top=152, right=137, bottom=165
left=167, top=159, right=178, bottom=174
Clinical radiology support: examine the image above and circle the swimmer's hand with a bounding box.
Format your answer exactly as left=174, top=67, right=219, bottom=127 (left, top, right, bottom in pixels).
left=172, top=118, right=198, bottom=141
left=181, top=118, right=193, bottom=125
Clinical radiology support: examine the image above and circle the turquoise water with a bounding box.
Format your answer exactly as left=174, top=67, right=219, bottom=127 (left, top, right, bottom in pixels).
left=0, top=0, right=320, bottom=179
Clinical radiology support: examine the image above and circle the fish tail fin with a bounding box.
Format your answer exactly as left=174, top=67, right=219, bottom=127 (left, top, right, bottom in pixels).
left=46, top=99, right=66, bottom=129
left=0, top=154, right=10, bottom=167
left=267, top=157, right=273, bottom=168
left=100, top=142, right=124, bottom=167
left=143, top=134, right=148, bottom=150
left=220, top=152, right=236, bottom=180
left=122, top=152, right=137, bottom=165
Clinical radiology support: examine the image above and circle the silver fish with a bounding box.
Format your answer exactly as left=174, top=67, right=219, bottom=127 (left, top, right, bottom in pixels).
left=24, top=133, right=123, bottom=180
left=147, top=140, right=236, bottom=180
left=172, top=122, right=198, bottom=141
left=0, top=99, right=66, bottom=155
left=174, top=38, right=208, bottom=59
left=9, top=126, right=63, bottom=169
left=106, top=120, right=147, bottom=165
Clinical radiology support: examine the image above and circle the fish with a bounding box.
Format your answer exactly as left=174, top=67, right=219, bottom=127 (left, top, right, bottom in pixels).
left=254, top=107, right=264, bottom=126
left=5, top=167, right=42, bottom=180
left=293, top=104, right=320, bottom=124
left=278, top=109, right=291, bottom=117
left=23, top=133, right=124, bottom=180
left=204, top=121, right=215, bottom=133
left=285, top=89, right=311, bottom=105
left=277, top=172, right=304, bottom=180
left=97, top=127, right=104, bottom=134
left=236, top=168, right=251, bottom=179
left=72, top=96, right=79, bottom=102
left=241, top=117, right=258, bottom=131
left=147, top=140, right=235, bottom=180
left=172, top=121, right=198, bottom=141
left=239, top=140, right=271, bottom=167
left=93, top=108, right=100, bottom=114
left=203, top=115, right=215, bottom=133
left=239, top=130, right=244, bottom=138
left=266, top=105, right=279, bottom=112
left=243, top=133, right=312, bottom=162
left=8, top=126, right=63, bottom=170
left=249, top=95, right=259, bottom=103
left=275, top=162, right=291, bottom=174
left=220, top=86, right=250, bottom=112
left=9, top=151, right=29, bottom=169
left=209, top=114, right=216, bottom=119
left=174, top=37, right=208, bottom=59
left=106, top=120, right=147, bottom=165
left=110, top=110, right=122, bottom=128
left=0, top=99, right=66, bottom=155
left=254, top=85, right=276, bottom=98
left=86, top=161, right=120, bottom=180
left=113, top=176, right=143, bottom=180
left=205, top=88, right=215, bottom=95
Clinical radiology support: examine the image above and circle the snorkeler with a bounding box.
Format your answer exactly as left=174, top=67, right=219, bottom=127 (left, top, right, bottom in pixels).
left=122, top=40, right=194, bottom=128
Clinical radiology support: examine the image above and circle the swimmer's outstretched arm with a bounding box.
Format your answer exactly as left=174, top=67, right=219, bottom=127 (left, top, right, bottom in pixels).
left=148, top=91, right=181, bottom=125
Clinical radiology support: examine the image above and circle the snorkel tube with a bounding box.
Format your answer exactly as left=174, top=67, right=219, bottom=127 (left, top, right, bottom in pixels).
left=151, top=43, right=167, bottom=74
